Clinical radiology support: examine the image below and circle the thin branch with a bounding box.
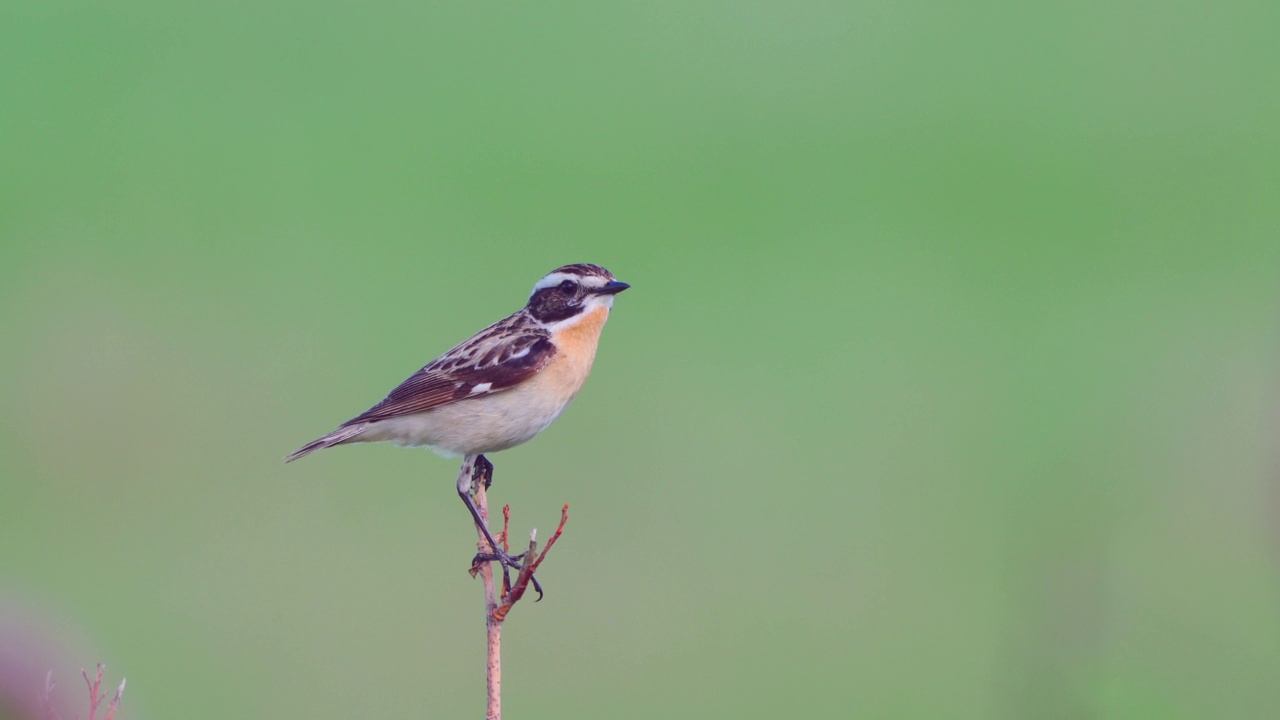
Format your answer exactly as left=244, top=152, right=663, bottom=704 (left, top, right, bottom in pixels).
left=460, top=459, right=571, bottom=720
left=470, top=480, right=502, bottom=720
left=500, top=505, right=512, bottom=597
left=501, top=505, right=511, bottom=554
left=83, top=665, right=105, bottom=720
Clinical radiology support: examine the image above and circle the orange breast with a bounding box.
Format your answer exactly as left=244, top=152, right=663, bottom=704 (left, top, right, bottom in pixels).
left=555, top=306, right=610, bottom=352
left=542, top=306, right=611, bottom=397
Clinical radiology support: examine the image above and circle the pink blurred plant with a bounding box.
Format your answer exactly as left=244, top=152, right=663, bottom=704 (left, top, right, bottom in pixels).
left=41, top=664, right=125, bottom=720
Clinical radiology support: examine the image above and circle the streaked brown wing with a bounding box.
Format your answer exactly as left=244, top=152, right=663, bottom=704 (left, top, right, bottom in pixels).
left=342, top=319, right=555, bottom=426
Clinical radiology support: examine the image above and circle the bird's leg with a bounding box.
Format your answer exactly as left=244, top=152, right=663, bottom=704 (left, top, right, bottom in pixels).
left=456, top=456, right=512, bottom=562
left=473, top=454, right=495, bottom=490
left=457, top=454, right=542, bottom=598
left=469, top=453, right=514, bottom=590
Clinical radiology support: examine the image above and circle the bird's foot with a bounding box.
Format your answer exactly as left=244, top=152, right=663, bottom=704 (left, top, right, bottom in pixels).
left=470, top=548, right=544, bottom=601
left=471, top=548, right=526, bottom=569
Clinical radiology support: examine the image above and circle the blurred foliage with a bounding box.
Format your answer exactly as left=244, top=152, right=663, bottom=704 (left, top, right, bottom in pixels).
left=1, top=0, right=1278, bottom=718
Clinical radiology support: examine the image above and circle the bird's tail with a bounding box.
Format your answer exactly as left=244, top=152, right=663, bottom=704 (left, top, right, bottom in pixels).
left=285, top=424, right=368, bottom=463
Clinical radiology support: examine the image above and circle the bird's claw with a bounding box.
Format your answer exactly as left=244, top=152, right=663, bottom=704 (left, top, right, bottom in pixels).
left=471, top=549, right=526, bottom=570
left=469, top=550, right=544, bottom=601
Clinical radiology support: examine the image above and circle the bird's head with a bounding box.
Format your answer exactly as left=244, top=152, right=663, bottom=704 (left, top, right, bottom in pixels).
left=527, top=263, right=629, bottom=326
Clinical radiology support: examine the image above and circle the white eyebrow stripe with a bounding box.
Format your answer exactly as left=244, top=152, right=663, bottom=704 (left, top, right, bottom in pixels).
left=532, top=273, right=578, bottom=291
left=532, top=271, right=610, bottom=292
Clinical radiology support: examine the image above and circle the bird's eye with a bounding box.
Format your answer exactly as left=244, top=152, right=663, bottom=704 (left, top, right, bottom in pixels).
left=558, top=280, right=576, bottom=291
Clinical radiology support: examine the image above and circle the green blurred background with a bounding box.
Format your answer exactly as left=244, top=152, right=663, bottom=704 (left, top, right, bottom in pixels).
left=2, top=0, right=1278, bottom=717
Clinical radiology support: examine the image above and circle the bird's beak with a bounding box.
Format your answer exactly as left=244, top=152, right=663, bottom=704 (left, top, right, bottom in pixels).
left=599, top=280, right=630, bottom=295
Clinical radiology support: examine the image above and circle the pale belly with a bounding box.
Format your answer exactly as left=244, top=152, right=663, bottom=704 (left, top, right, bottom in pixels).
left=358, top=380, right=577, bottom=456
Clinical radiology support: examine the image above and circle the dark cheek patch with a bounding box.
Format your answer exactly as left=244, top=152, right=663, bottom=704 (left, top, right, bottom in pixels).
left=529, top=288, right=580, bottom=323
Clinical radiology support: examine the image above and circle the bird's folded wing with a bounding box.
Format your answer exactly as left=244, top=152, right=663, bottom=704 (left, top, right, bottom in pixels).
left=342, top=331, right=556, bottom=425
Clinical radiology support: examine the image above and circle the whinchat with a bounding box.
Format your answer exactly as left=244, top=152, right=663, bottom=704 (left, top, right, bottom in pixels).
left=287, top=263, right=629, bottom=575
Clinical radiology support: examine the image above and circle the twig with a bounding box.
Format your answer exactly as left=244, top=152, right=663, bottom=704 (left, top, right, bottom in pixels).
left=82, top=664, right=125, bottom=720
left=460, top=459, right=570, bottom=720
left=500, top=505, right=512, bottom=596
left=42, top=671, right=60, bottom=720
left=492, top=505, right=569, bottom=622
left=104, top=678, right=126, bottom=720
left=501, top=505, right=511, bottom=554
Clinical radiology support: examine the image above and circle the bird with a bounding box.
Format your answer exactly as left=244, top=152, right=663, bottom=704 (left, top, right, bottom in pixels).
left=287, top=263, right=629, bottom=582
